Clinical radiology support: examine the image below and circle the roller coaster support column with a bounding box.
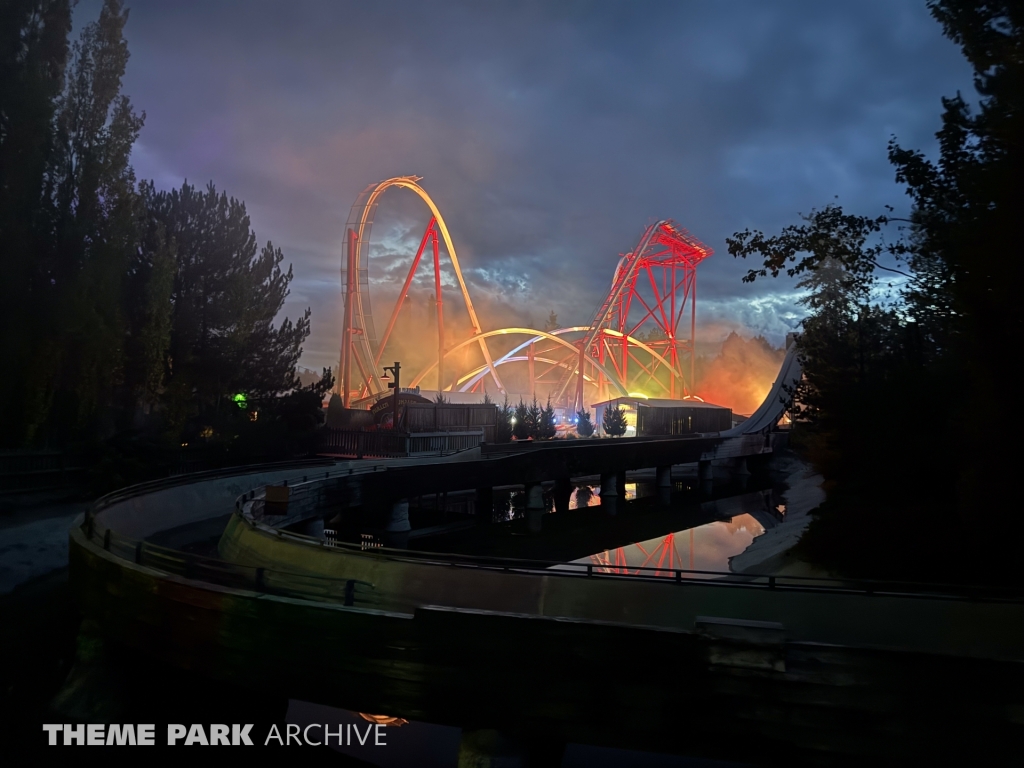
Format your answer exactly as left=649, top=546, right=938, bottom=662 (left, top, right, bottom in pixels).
left=525, top=482, right=544, bottom=534
left=385, top=499, right=410, bottom=548
left=657, top=465, right=672, bottom=505
left=698, top=460, right=713, bottom=494
left=475, top=486, right=493, bottom=524
left=431, top=226, right=445, bottom=390
left=574, top=341, right=585, bottom=412
left=341, top=228, right=358, bottom=407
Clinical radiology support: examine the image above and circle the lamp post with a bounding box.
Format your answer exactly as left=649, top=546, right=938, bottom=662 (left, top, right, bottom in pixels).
left=382, top=361, right=401, bottom=430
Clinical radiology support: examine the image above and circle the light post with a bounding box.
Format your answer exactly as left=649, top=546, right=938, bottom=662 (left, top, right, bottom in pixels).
left=382, top=361, right=401, bottom=430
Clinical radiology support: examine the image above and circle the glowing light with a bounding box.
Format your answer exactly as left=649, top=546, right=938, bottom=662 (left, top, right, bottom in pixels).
left=683, top=395, right=705, bottom=403
left=357, top=713, right=408, bottom=727
left=233, top=393, right=248, bottom=409
left=628, top=392, right=649, bottom=399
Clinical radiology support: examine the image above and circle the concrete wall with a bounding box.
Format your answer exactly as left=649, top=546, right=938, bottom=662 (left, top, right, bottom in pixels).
left=218, top=513, right=1024, bottom=663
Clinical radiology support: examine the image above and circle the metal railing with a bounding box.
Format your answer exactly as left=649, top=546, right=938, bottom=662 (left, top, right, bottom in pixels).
left=232, top=474, right=1024, bottom=605
left=320, top=429, right=410, bottom=458
left=84, top=516, right=378, bottom=608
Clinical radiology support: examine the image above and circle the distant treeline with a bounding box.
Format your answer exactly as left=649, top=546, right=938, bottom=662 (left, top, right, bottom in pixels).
left=728, top=1, right=1021, bottom=584
left=0, top=1, right=329, bottom=479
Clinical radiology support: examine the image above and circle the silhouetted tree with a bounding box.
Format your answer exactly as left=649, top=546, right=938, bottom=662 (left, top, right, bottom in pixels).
left=726, top=0, right=1024, bottom=583
left=513, top=399, right=530, bottom=440
left=602, top=406, right=627, bottom=437
left=539, top=398, right=556, bottom=439
left=141, top=180, right=310, bottom=430
left=0, top=0, right=72, bottom=446
left=495, top=396, right=513, bottom=443
left=527, top=397, right=542, bottom=439
left=576, top=409, right=594, bottom=437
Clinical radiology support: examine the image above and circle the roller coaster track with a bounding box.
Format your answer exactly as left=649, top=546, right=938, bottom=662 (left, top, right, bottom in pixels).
left=338, top=177, right=712, bottom=410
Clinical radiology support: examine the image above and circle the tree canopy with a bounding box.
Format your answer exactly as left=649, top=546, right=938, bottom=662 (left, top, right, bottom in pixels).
left=726, top=0, right=1022, bottom=583
left=0, top=0, right=317, bottom=466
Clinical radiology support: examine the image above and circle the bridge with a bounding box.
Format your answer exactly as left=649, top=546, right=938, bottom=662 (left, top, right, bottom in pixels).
left=67, top=347, right=1024, bottom=763
left=61, top=178, right=1023, bottom=762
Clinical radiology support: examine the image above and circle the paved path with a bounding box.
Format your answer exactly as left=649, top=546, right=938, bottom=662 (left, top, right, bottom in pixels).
left=0, top=495, right=90, bottom=594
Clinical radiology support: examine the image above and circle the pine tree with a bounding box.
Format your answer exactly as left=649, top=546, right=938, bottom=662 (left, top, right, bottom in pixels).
left=527, top=397, right=542, bottom=439
left=495, top=395, right=513, bottom=443
left=513, top=398, right=530, bottom=440
left=576, top=409, right=594, bottom=437
left=141, top=180, right=310, bottom=419
left=539, top=398, right=556, bottom=439
left=602, top=405, right=627, bottom=437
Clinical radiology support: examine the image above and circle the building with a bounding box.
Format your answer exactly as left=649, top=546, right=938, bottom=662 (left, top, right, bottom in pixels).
left=592, top=396, right=732, bottom=437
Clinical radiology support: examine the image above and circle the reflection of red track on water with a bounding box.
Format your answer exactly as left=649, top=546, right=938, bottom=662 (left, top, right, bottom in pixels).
left=590, top=529, right=695, bottom=576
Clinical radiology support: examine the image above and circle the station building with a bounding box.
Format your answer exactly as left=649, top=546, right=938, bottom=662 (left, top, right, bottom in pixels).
left=591, top=396, right=732, bottom=437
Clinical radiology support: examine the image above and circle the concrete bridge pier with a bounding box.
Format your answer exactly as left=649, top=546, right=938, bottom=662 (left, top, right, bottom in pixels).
left=525, top=482, right=545, bottom=534
left=384, top=498, right=410, bottom=548
left=656, top=465, right=673, bottom=506
left=475, top=486, right=493, bottom=524
left=553, top=477, right=573, bottom=514
left=600, top=471, right=620, bottom=516
left=698, top=460, right=713, bottom=495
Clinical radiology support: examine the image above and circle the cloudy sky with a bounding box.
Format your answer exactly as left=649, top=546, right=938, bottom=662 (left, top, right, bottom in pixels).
left=88, top=0, right=973, bottom=371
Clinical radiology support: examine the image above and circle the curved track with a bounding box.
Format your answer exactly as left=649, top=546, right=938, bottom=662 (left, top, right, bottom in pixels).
left=722, top=342, right=802, bottom=436
left=338, top=177, right=713, bottom=408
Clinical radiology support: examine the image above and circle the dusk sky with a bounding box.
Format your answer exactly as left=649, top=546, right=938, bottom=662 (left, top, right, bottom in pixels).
left=86, top=0, right=974, bottom=372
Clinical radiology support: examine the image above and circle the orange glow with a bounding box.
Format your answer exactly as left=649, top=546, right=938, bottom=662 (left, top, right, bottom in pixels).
left=357, top=713, right=408, bottom=727
left=695, top=332, right=784, bottom=416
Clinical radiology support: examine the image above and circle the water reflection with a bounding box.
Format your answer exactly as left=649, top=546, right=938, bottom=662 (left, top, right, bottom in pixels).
left=573, top=513, right=765, bottom=577
left=560, top=489, right=782, bottom=577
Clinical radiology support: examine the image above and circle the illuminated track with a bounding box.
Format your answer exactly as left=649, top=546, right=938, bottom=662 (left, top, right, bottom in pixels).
left=338, top=177, right=712, bottom=409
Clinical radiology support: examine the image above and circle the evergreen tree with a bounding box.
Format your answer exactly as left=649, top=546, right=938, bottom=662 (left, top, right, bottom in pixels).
left=23, top=0, right=143, bottom=443
left=539, top=398, right=556, bottom=439
left=0, top=0, right=72, bottom=446
left=512, top=398, right=530, bottom=440
left=495, top=395, right=513, bottom=443
left=527, top=396, right=542, bottom=439
left=602, top=405, right=627, bottom=437
left=576, top=409, right=594, bottom=437
left=141, top=180, right=310, bottom=427
left=724, top=0, right=1024, bottom=582
left=543, top=310, right=559, bottom=332
left=326, top=392, right=345, bottom=429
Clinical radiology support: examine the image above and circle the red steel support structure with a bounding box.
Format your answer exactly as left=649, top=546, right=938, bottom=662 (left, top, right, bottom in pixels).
left=551, top=220, right=712, bottom=410
left=338, top=177, right=711, bottom=415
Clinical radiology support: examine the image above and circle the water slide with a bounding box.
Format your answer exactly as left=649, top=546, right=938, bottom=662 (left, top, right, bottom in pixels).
left=720, top=342, right=802, bottom=436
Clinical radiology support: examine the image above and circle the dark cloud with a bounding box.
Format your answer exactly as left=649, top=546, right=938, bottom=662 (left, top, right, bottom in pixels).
left=97, top=0, right=973, bottom=368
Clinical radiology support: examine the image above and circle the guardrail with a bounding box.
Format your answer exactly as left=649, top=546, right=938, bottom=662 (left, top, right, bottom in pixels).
left=78, top=457, right=1024, bottom=609
left=320, top=429, right=485, bottom=458
left=83, top=515, right=377, bottom=607
left=320, top=429, right=410, bottom=458
left=82, top=500, right=1024, bottom=607
left=230, top=479, right=1024, bottom=605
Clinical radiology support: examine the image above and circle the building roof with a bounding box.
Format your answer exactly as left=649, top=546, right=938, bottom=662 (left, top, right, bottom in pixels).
left=592, top=396, right=729, bottom=410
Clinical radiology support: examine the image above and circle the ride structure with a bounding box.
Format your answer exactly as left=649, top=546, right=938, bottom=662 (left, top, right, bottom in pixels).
left=337, top=176, right=712, bottom=411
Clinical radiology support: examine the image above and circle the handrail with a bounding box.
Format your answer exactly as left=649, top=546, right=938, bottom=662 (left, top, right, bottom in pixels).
left=89, top=456, right=337, bottom=516
left=81, top=457, right=1024, bottom=607
left=84, top=517, right=380, bottom=608
left=232, top=475, right=1024, bottom=604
